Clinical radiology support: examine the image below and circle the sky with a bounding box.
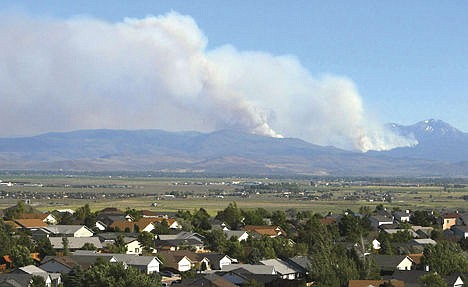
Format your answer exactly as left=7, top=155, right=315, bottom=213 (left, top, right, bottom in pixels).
left=0, top=1, right=466, bottom=151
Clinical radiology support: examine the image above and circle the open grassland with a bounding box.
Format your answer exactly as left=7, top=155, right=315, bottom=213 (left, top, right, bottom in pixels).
left=0, top=175, right=466, bottom=214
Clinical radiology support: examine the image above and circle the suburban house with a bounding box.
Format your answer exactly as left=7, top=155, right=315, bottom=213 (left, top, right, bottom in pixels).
left=14, top=219, right=48, bottom=229
left=369, top=215, right=394, bottom=229
left=179, top=273, right=237, bottom=287
left=221, top=264, right=276, bottom=275
left=11, top=265, right=61, bottom=287
left=441, top=213, right=460, bottom=230
left=18, top=213, right=58, bottom=225
left=123, top=237, right=154, bottom=255
left=40, top=225, right=94, bottom=238
left=199, top=254, right=236, bottom=270
left=157, top=251, right=194, bottom=272
left=0, top=273, right=45, bottom=287
left=373, top=255, right=415, bottom=273
left=451, top=225, right=468, bottom=239
left=260, top=258, right=302, bottom=280
left=156, top=232, right=205, bottom=252
left=285, top=256, right=310, bottom=278
left=243, top=225, right=286, bottom=238
left=40, top=254, right=118, bottom=274
left=48, top=236, right=103, bottom=251
left=109, top=254, right=161, bottom=274
left=393, top=211, right=411, bottom=223
left=224, top=230, right=249, bottom=242
left=348, top=279, right=405, bottom=287
left=109, top=218, right=156, bottom=233
left=152, top=217, right=181, bottom=229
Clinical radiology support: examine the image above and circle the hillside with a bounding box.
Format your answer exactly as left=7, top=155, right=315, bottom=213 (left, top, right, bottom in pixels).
left=0, top=125, right=466, bottom=177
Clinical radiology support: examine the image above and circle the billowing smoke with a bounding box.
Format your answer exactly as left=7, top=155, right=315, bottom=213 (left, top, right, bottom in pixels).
left=0, top=12, right=416, bottom=151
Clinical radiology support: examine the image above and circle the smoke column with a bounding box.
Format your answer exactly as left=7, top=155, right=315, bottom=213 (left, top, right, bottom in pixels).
left=0, top=12, right=416, bottom=151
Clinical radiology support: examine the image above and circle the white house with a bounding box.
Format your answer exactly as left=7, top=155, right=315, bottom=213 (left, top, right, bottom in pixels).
left=369, top=216, right=394, bottom=229
left=373, top=255, right=414, bottom=271
left=43, top=225, right=94, bottom=237
left=177, top=256, right=193, bottom=272
left=111, top=254, right=161, bottom=274
left=224, top=230, right=249, bottom=242
left=125, top=238, right=144, bottom=255
left=372, top=239, right=381, bottom=250
left=260, top=258, right=300, bottom=280
left=49, top=237, right=103, bottom=250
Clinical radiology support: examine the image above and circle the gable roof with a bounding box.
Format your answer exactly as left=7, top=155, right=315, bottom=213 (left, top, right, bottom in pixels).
left=221, top=264, right=276, bottom=275
left=180, top=273, right=237, bottom=287
left=109, top=218, right=156, bottom=232
left=373, top=255, right=413, bottom=269
left=260, top=258, right=299, bottom=275
left=43, top=225, right=93, bottom=235
left=14, top=219, right=48, bottom=228
left=157, top=250, right=194, bottom=270
left=0, top=273, right=33, bottom=287
left=348, top=279, right=405, bottom=287
left=286, top=256, right=310, bottom=272
left=243, top=225, right=286, bottom=237
left=49, top=237, right=103, bottom=249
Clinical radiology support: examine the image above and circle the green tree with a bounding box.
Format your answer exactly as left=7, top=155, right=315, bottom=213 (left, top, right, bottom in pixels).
left=137, top=231, right=155, bottom=254
left=10, top=245, right=33, bottom=268
left=82, top=243, right=97, bottom=251
left=30, top=275, right=47, bottom=287
left=242, top=210, right=265, bottom=225
left=339, top=214, right=370, bottom=242
left=62, top=237, right=70, bottom=256
left=247, top=247, right=262, bottom=264
left=422, top=241, right=468, bottom=276
left=75, top=204, right=96, bottom=228
left=216, top=202, right=243, bottom=230
left=307, top=220, right=359, bottom=286
left=191, top=208, right=211, bottom=231
left=419, top=272, right=448, bottom=287
left=125, top=208, right=143, bottom=221
left=205, top=229, right=229, bottom=253
left=35, top=237, right=56, bottom=258
left=107, top=234, right=127, bottom=254
left=410, top=210, right=436, bottom=227
left=0, top=220, right=15, bottom=256
left=81, top=260, right=160, bottom=287
left=153, top=220, right=170, bottom=235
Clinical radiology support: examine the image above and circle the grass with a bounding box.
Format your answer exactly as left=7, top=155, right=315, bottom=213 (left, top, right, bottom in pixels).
left=0, top=175, right=466, bottom=215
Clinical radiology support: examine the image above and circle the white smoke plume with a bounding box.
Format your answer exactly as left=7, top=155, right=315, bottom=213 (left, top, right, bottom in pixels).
left=0, top=12, right=416, bottom=151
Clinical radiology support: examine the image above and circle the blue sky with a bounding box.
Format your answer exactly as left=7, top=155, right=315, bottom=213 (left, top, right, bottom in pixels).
left=1, top=1, right=467, bottom=135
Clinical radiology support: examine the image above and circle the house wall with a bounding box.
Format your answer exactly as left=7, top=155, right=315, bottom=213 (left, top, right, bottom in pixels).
left=396, top=257, right=413, bottom=270
left=443, top=218, right=457, bottom=230
left=178, top=257, right=192, bottom=272
left=74, top=227, right=94, bottom=238
left=238, top=233, right=249, bottom=242
left=142, top=224, right=155, bottom=233
left=126, top=241, right=142, bottom=255
left=219, top=257, right=232, bottom=270
left=145, top=259, right=160, bottom=274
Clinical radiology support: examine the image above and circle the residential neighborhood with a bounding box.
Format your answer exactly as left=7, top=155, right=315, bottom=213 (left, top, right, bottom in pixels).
left=0, top=200, right=466, bottom=286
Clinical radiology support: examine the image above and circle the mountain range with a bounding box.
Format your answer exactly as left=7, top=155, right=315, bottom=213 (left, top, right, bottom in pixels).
left=0, top=119, right=467, bottom=177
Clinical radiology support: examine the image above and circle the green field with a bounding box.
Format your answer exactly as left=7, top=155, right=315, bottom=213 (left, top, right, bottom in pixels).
left=0, top=175, right=467, bottom=215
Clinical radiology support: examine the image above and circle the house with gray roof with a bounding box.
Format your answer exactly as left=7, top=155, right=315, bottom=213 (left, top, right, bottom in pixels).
left=260, top=258, right=301, bottom=280
left=0, top=273, right=34, bottom=287
left=48, top=236, right=102, bottom=250
left=223, top=230, right=249, bottom=242
left=373, top=255, right=415, bottom=273
left=10, top=265, right=60, bottom=287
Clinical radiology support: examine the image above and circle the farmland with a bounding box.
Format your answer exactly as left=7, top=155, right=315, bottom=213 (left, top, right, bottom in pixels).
left=0, top=174, right=467, bottom=215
